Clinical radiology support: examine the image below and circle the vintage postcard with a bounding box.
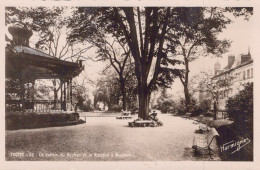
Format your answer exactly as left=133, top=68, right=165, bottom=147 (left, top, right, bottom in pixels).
left=1, top=0, right=260, bottom=169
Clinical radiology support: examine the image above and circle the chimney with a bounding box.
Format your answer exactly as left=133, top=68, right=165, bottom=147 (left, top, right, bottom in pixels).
left=241, top=48, right=252, bottom=63
left=241, top=55, right=251, bottom=63
left=227, top=55, right=235, bottom=69
left=8, top=26, right=33, bottom=47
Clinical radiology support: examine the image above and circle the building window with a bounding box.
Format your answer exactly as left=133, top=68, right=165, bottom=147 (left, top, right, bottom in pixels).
left=251, top=68, right=253, bottom=78
left=247, top=69, right=250, bottom=79
left=238, top=72, right=241, bottom=81
left=243, top=71, right=246, bottom=80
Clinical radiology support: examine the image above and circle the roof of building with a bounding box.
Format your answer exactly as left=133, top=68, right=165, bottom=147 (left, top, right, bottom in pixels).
left=212, top=51, right=252, bottom=79
left=212, top=58, right=253, bottom=79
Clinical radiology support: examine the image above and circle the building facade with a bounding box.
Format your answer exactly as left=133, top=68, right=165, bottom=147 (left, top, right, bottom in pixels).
left=212, top=51, right=253, bottom=110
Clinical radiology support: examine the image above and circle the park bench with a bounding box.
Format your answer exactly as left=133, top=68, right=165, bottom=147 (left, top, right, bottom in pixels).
left=116, top=111, right=133, bottom=119
left=129, top=120, right=156, bottom=127
left=116, top=115, right=133, bottom=119
left=192, top=128, right=219, bottom=159
left=199, top=119, right=213, bottom=133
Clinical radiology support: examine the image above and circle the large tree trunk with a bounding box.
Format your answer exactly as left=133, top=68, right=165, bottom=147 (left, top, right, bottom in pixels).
left=138, top=83, right=151, bottom=120
left=184, top=84, right=191, bottom=112
left=93, top=96, right=98, bottom=109
left=119, top=77, right=127, bottom=111
left=213, top=99, right=219, bottom=120
left=183, top=57, right=191, bottom=112
left=213, top=101, right=217, bottom=120
left=54, top=88, right=58, bottom=108
left=115, top=7, right=170, bottom=120
left=107, top=101, right=111, bottom=111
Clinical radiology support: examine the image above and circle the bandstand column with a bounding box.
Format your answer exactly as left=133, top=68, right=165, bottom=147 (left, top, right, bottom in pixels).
left=67, top=79, right=70, bottom=109
left=32, top=79, right=35, bottom=111
left=32, top=80, right=35, bottom=101
left=60, top=79, right=63, bottom=111
left=27, top=83, right=30, bottom=100
left=70, top=78, right=73, bottom=111
left=19, top=71, right=26, bottom=112
left=63, top=79, right=67, bottom=111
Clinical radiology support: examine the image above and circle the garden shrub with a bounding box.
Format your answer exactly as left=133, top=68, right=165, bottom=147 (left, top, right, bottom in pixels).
left=203, top=112, right=212, bottom=117
left=79, top=101, right=94, bottom=112
left=36, top=114, right=51, bottom=125
left=190, top=104, right=203, bottom=116
left=174, top=98, right=187, bottom=115
left=71, top=112, right=79, bottom=120
left=190, top=99, right=211, bottom=116
left=199, top=99, right=212, bottom=114
left=110, top=104, right=122, bottom=112
left=160, top=100, right=175, bottom=113
left=218, top=83, right=254, bottom=161
left=177, top=107, right=186, bottom=115
left=226, top=83, right=253, bottom=134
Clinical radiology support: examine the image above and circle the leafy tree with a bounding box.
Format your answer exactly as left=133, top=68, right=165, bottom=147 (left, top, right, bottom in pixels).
left=166, top=7, right=253, bottom=112
left=93, top=73, right=121, bottom=111
left=68, top=7, right=183, bottom=119
left=190, top=99, right=211, bottom=116
left=68, top=8, right=136, bottom=111
left=5, top=79, right=20, bottom=100
left=198, top=71, right=233, bottom=119
left=93, top=69, right=138, bottom=112
left=72, top=77, right=92, bottom=111
left=124, top=69, right=138, bottom=111
left=226, top=83, right=253, bottom=133
left=156, top=88, right=175, bottom=113
left=68, top=7, right=252, bottom=119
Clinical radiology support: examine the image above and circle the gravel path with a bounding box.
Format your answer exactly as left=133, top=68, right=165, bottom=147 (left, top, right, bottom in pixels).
left=6, top=113, right=220, bottom=161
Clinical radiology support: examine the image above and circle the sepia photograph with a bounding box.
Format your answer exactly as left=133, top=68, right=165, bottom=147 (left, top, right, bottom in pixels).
left=2, top=1, right=259, bottom=168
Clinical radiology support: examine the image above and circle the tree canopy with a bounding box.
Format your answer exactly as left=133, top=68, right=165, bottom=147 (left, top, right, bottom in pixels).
left=6, top=7, right=253, bottom=119
left=67, top=7, right=252, bottom=119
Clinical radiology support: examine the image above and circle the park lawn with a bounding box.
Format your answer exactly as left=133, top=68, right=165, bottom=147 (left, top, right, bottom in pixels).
left=6, top=114, right=220, bottom=161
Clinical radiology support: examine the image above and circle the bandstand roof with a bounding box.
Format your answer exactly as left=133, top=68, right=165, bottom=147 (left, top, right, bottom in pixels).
left=6, top=26, right=83, bottom=82
left=14, top=46, right=57, bottom=59
left=6, top=45, right=84, bottom=81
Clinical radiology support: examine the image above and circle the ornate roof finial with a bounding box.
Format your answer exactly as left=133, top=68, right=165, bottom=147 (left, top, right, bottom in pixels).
left=8, top=26, right=33, bottom=47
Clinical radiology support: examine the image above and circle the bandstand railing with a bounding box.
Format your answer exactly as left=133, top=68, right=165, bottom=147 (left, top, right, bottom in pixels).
left=6, top=100, right=72, bottom=112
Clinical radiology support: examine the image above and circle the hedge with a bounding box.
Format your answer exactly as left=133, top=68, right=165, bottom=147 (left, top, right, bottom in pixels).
left=6, top=112, right=81, bottom=130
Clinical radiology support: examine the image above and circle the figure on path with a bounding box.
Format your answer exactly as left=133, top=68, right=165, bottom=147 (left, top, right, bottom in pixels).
left=149, top=110, right=159, bottom=122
